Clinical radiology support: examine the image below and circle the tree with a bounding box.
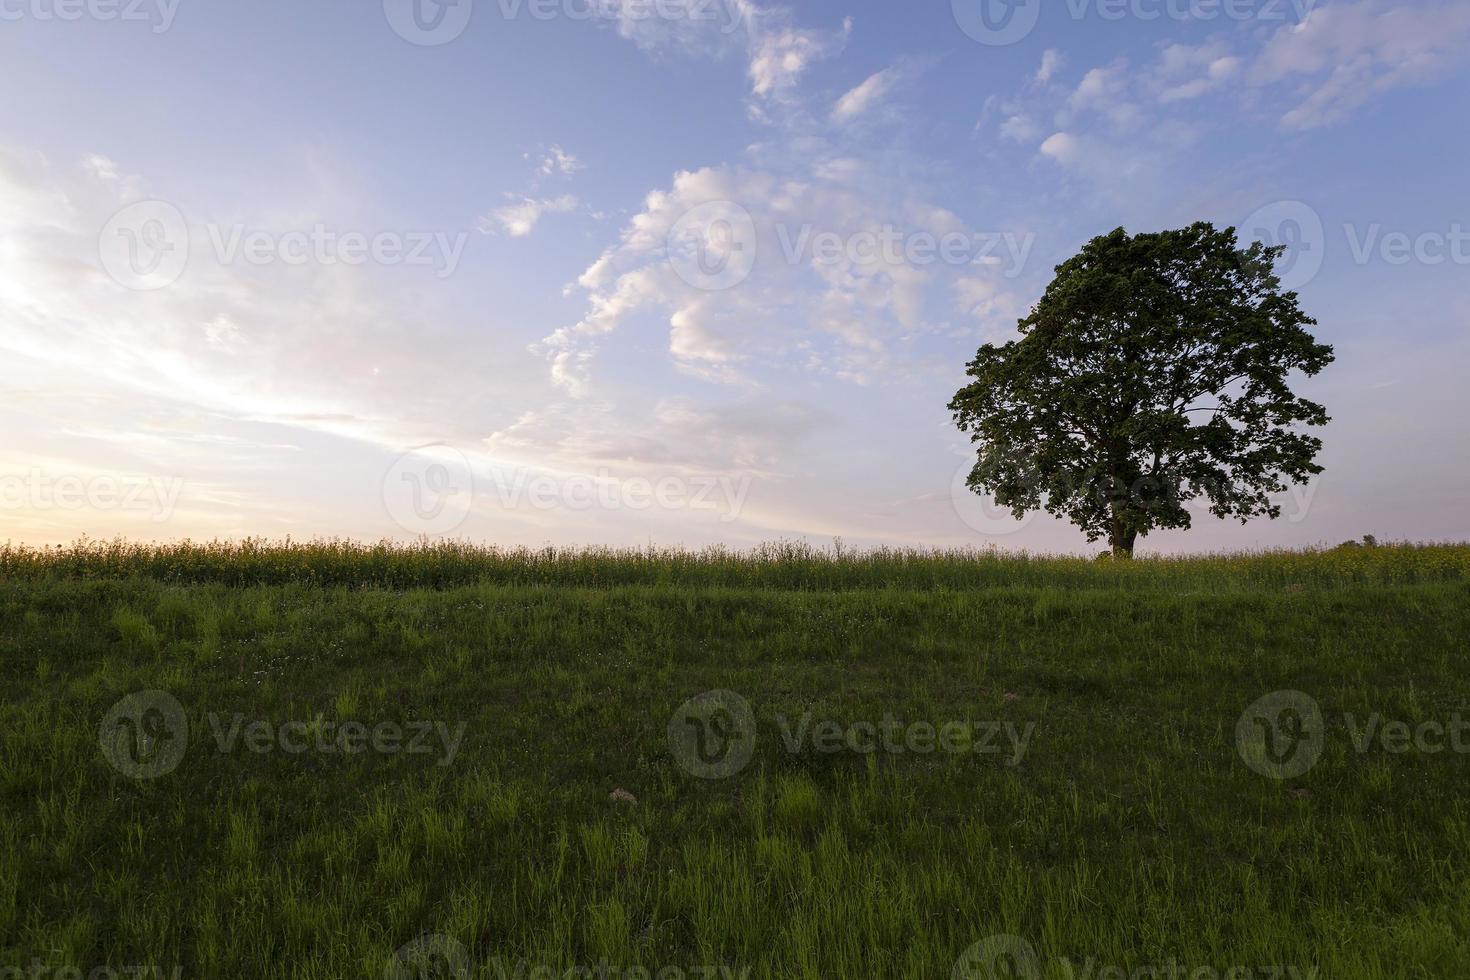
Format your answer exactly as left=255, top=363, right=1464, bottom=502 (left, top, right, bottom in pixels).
left=949, top=223, right=1334, bottom=557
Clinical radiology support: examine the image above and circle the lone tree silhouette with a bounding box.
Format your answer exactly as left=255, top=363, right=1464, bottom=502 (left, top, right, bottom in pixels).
left=950, top=223, right=1334, bottom=557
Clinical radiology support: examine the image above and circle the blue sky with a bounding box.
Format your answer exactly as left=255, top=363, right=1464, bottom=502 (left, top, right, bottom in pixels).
left=1, top=0, right=1467, bottom=552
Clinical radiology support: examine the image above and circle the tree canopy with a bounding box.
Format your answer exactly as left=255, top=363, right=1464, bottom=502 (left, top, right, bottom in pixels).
left=949, top=222, right=1334, bottom=556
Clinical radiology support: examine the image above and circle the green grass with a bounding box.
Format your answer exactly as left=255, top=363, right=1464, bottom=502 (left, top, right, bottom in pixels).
left=2, top=541, right=1469, bottom=978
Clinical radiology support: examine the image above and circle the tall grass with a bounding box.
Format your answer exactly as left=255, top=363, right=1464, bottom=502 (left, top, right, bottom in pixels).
left=3, top=537, right=1467, bottom=590
left=4, top=540, right=1470, bottom=975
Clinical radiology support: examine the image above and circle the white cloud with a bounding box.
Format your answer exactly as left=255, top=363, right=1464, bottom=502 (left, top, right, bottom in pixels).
left=0, top=144, right=569, bottom=545
left=1251, top=0, right=1470, bottom=129
left=482, top=194, right=580, bottom=238
left=598, top=0, right=849, bottom=104
left=1064, top=63, right=1139, bottom=128
left=831, top=67, right=901, bottom=123
left=1069, top=65, right=1125, bottom=108
left=1039, top=132, right=1082, bottom=165
left=1036, top=49, right=1064, bottom=85
left=999, top=113, right=1041, bottom=143
left=1151, top=42, right=1241, bottom=102
left=748, top=15, right=852, bottom=99
left=534, top=145, right=582, bottom=179
left=544, top=163, right=1006, bottom=395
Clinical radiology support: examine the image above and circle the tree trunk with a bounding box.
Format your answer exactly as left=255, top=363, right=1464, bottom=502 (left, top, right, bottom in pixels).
left=1108, top=523, right=1137, bottom=558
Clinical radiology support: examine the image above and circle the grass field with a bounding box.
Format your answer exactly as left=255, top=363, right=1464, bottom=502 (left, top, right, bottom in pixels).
left=3, top=540, right=1469, bottom=979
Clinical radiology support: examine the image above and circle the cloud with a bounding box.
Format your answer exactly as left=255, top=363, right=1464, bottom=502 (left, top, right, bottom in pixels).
left=1036, top=49, right=1064, bottom=85
left=0, top=147, right=526, bottom=457
left=485, top=395, right=832, bottom=479
left=1039, top=132, right=1082, bottom=166
left=533, top=145, right=582, bottom=179
left=831, top=66, right=901, bottom=123
left=598, top=0, right=849, bottom=104
left=748, top=13, right=852, bottom=99
left=1064, top=63, right=1141, bottom=128
left=1251, top=0, right=1470, bottom=129
left=1151, top=42, right=1241, bottom=102
left=543, top=162, right=1014, bottom=395
left=999, top=113, right=1042, bottom=143
left=482, top=194, right=580, bottom=238
left=1068, top=65, right=1126, bottom=108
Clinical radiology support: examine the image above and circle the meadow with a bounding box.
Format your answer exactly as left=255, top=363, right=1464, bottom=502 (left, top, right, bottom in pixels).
left=2, top=539, right=1469, bottom=979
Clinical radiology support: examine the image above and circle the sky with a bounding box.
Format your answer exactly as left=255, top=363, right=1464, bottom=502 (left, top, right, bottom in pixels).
left=1, top=0, right=1467, bottom=553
